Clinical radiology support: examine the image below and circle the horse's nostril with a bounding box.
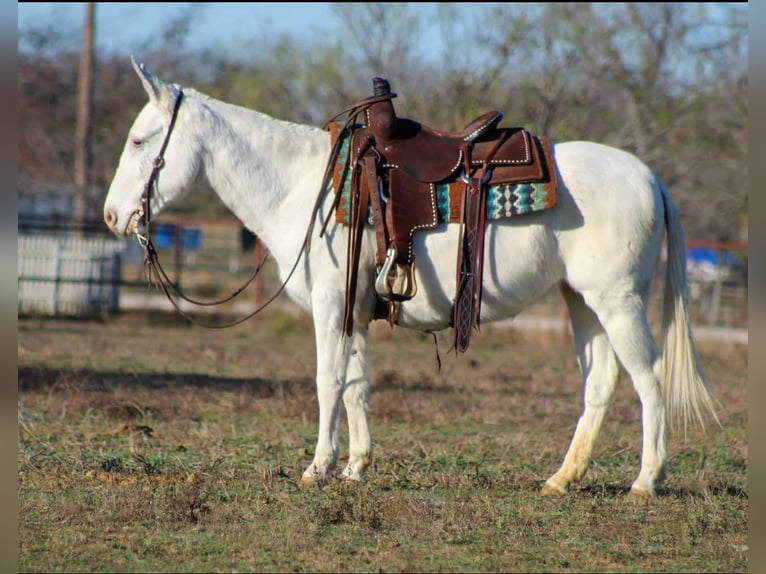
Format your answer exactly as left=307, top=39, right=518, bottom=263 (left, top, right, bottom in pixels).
left=104, top=209, right=116, bottom=227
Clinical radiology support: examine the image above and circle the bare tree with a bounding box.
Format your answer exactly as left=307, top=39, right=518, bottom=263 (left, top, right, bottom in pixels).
left=474, top=3, right=747, bottom=240
left=331, top=3, right=422, bottom=90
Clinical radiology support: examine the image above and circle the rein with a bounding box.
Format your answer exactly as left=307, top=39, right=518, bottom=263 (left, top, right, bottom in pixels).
left=134, top=89, right=393, bottom=330
left=134, top=89, right=300, bottom=329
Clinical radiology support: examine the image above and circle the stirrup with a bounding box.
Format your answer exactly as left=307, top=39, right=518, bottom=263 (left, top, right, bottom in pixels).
left=375, top=247, right=417, bottom=300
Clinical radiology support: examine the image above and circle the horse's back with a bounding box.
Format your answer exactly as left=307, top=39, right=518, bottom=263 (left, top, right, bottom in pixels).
left=395, top=140, right=667, bottom=329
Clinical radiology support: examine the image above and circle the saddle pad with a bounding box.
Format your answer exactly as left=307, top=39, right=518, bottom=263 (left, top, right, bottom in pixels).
left=328, top=122, right=557, bottom=226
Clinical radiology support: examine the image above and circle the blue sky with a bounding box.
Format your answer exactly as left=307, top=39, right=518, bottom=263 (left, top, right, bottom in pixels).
left=17, top=2, right=446, bottom=59
left=18, top=3, right=337, bottom=51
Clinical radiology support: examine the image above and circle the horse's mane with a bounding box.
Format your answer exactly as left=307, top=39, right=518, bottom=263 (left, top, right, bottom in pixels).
left=180, top=84, right=323, bottom=137
left=180, top=86, right=211, bottom=101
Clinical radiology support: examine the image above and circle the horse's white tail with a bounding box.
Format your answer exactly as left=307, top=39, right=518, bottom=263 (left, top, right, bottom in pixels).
left=658, top=179, right=720, bottom=433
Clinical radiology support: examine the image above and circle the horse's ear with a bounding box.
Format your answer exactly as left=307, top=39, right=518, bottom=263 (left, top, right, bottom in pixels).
left=130, top=56, right=179, bottom=111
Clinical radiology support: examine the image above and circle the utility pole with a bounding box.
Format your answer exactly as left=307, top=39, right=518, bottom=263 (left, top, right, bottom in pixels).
left=74, top=2, right=95, bottom=232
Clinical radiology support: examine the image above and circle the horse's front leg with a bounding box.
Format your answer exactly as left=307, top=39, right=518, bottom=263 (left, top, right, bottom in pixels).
left=340, top=324, right=372, bottom=482
left=301, top=290, right=351, bottom=485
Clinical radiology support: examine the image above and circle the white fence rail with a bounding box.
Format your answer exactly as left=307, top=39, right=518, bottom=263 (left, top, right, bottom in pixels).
left=18, top=234, right=124, bottom=316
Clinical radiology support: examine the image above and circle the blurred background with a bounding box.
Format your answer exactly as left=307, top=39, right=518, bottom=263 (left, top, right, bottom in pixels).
left=17, top=3, right=748, bottom=336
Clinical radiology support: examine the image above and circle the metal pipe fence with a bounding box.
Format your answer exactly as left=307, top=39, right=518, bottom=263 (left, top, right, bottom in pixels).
left=18, top=217, right=748, bottom=334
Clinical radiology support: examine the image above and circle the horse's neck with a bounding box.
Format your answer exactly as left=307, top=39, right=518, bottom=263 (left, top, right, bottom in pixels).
left=198, top=97, right=330, bottom=263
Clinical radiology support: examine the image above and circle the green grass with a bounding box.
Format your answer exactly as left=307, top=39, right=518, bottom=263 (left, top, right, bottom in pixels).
left=18, top=314, right=747, bottom=572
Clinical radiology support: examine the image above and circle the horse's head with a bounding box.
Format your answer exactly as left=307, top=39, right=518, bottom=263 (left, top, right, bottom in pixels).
left=104, top=57, right=201, bottom=237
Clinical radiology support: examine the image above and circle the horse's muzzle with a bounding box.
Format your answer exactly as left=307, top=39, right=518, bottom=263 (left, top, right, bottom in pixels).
left=103, top=207, right=142, bottom=238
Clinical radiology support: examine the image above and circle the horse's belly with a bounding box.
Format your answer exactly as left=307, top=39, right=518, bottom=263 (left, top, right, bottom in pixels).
left=395, top=219, right=563, bottom=330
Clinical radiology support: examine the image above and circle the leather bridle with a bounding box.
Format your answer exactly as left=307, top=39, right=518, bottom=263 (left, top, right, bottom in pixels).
left=138, top=89, right=184, bottom=234
left=132, top=88, right=394, bottom=332
left=134, top=89, right=280, bottom=329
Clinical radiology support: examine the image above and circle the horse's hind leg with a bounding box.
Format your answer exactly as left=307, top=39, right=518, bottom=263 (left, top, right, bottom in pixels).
left=340, top=325, right=373, bottom=481
left=543, top=283, right=620, bottom=495
left=581, top=289, right=667, bottom=497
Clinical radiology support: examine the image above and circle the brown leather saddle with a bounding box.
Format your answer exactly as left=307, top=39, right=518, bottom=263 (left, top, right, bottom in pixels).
left=318, top=78, right=555, bottom=352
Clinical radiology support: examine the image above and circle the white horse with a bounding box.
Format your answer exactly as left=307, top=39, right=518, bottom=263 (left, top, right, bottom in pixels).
left=104, top=59, right=717, bottom=497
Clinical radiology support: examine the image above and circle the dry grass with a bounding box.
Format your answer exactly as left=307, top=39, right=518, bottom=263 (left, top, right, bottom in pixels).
left=18, top=311, right=747, bottom=572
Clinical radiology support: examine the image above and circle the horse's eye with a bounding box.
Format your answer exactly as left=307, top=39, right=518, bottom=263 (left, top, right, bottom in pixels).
left=131, top=138, right=143, bottom=148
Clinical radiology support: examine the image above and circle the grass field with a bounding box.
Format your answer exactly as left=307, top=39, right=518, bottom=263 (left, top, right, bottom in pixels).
left=18, top=311, right=747, bottom=572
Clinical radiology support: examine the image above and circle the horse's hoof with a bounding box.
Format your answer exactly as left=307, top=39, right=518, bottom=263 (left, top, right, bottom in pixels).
left=339, top=468, right=367, bottom=484
left=541, top=481, right=566, bottom=496
left=628, top=485, right=656, bottom=499
left=300, top=473, right=326, bottom=487
left=338, top=477, right=364, bottom=488
left=340, top=467, right=367, bottom=484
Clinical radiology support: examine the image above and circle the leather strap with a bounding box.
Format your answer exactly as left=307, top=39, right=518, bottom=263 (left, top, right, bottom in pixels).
left=140, top=89, right=184, bottom=236
left=452, top=131, right=510, bottom=352
left=342, top=154, right=371, bottom=336
left=364, top=153, right=388, bottom=267
left=453, top=161, right=485, bottom=353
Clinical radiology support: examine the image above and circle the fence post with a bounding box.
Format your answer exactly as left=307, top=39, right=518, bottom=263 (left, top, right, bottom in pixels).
left=51, top=240, right=61, bottom=316
left=110, top=250, right=122, bottom=314
left=708, top=251, right=723, bottom=325
left=173, top=225, right=182, bottom=288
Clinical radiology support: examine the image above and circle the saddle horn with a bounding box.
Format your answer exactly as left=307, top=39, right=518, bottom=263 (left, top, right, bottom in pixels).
left=368, top=77, right=397, bottom=142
